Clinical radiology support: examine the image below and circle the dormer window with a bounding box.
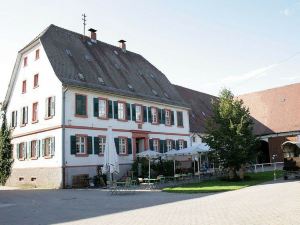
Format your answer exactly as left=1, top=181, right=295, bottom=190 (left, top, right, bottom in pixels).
left=23, top=57, right=28, bottom=67
left=35, top=49, right=40, bottom=60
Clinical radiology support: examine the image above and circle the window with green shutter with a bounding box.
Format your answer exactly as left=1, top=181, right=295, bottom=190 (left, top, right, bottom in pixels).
left=143, top=106, right=148, bottom=122
left=126, top=103, right=131, bottom=120
left=93, top=98, right=99, bottom=117
left=114, top=138, right=120, bottom=154
left=113, top=101, right=118, bottom=119
left=177, top=111, right=183, bottom=127
left=127, top=138, right=132, bottom=154
left=75, top=94, right=87, bottom=116
left=108, top=100, right=113, bottom=118
left=171, top=111, right=175, bottom=125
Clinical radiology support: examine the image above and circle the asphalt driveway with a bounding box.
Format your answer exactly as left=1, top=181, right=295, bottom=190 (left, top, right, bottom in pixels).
left=0, top=179, right=299, bottom=225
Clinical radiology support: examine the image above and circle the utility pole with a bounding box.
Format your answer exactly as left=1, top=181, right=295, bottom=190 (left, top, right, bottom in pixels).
left=82, top=13, right=87, bottom=36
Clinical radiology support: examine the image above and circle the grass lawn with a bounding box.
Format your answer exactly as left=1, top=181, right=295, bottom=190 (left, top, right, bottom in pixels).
left=163, top=170, right=283, bottom=193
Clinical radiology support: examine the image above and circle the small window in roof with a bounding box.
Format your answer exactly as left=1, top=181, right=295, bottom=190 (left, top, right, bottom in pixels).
left=114, top=50, right=119, bottom=55
left=150, top=73, right=155, bottom=78
left=202, top=112, right=206, bottom=117
left=152, top=89, right=158, bottom=96
left=97, top=77, right=105, bottom=85
left=66, top=49, right=72, bottom=56
left=85, top=54, right=94, bottom=61
left=78, top=73, right=85, bottom=81
left=164, top=92, right=169, bottom=98
left=87, top=41, right=92, bottom=46
left=128, top=84, right=134, bottom=91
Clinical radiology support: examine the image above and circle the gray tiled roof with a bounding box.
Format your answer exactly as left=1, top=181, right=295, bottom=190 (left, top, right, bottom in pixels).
left=175, top=85, right=217, bottom=133
left=40, top=25, right=188, bottom=107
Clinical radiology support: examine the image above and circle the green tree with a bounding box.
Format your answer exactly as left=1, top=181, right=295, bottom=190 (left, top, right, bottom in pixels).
left=0, top=112, right=13, bottom=185
left=203, top=89, right=258, bottom=179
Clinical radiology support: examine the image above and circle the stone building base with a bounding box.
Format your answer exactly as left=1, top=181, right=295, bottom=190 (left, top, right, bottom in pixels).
left=6, top=167, right=63, bottom=189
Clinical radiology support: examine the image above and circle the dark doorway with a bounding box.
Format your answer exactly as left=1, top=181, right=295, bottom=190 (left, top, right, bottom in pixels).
left=257, top=140, right=270, bottom=163
left=135, top=138, right=145, bottom=154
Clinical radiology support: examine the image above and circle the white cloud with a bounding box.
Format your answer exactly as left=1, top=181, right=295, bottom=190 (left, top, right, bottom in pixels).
left=280, top=8, right=293, bottom=16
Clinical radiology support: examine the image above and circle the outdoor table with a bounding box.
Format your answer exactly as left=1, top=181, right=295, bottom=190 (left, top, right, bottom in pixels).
left=142, top=178, right=158, bottom=183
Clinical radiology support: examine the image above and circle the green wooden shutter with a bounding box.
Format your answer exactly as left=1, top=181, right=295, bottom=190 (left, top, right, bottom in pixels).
left=114, top=138, right=119, bottom=154
left=51, top=137, right=55, bottom=156
left=113, top=101, right=118, bottom=119
left=70, top=136, right=76, bottom=155
left=108, top=100, right=113, bottom=118
left=126, top=103, right=131, bottom=120
left=37, top=140, right=40, bottom=157
left=171, top=111, right=175, bottom=125
left=159, top=140, right=164, bottom=153
left=28, top=141, right=31, bottom=159
left=93, top=98, right=99, bottom=117
left=143, top=106, right=147, bottom=122
left=41, top=140, right=45, bottom=157
left=16, top=144, right=20, bottom=159
left=87, top=136, right=93, bottom=154
left=158, top=109, right=162, bottom=123
left=184, top=141, right=187, bottom=148
left=176, top=140, right=179, bottom=150
left=94, top=137, right=100, bottom=154
left=132, top=104, right=136, bottom=121
left=149, top=139, right=154, bottom=150
left=172, top=140, right=176, bottom=150
left=161, top=109, right=165, bottom=124
left=148, top=107, right=152, bottom=123
left=127, top=138, right=132, bottom=154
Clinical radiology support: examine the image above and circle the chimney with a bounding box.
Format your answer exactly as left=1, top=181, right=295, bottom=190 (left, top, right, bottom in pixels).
left=118, top=40, right=126, bottom=52
left=88, top=28, right=97, bottom=42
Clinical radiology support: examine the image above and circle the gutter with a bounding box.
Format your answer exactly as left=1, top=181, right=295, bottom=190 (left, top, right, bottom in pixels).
left=62, top=86, right=68, bottom=188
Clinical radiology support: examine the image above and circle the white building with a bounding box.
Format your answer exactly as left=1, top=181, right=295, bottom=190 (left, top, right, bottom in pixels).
left=3, top=25, right=191, bottom=188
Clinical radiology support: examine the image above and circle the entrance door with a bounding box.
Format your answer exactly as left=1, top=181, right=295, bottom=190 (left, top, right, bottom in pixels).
left=136, top=138, right=145, bottom=153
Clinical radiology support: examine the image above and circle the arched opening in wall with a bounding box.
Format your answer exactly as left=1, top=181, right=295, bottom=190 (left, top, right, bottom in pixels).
left=256, top=140, right=270, bottom=163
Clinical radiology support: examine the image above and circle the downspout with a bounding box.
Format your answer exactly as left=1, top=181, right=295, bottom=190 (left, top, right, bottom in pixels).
left=62, top=86, right=68, bottom=188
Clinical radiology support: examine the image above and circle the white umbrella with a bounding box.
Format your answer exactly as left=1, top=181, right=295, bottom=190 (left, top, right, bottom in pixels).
left=176, top=143, right=210, bottom=156
left=136, top=149, right=161, bottom=180
left=102, top=126, right=119, bottom=182
left=164, top=149, right=180, bottom=175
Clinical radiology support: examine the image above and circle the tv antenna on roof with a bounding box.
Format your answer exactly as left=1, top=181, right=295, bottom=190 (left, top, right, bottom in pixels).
left=82, top=13, right=87, bottom=36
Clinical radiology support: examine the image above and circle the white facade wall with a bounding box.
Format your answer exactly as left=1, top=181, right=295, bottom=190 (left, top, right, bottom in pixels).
left=7, top=43, right=63, bottom=170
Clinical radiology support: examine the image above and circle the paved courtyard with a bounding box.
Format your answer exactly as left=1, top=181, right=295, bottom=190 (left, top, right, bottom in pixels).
left=0, top=179, right=300, bottom=225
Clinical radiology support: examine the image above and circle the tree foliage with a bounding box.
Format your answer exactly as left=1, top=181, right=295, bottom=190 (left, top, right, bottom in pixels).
left=203, top=89, right=258, bottom=177
left=0, top=113, right=13, bottom=185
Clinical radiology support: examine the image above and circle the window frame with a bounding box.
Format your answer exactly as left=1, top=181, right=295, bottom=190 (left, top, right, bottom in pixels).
left=20, top=106, right=28, bottom=127
left=23, top=57, right=28, bottom=67
left=75, top=134, right=88, bottom=156
left=30, top=140, right=38, bottom=159
left=178, top=139, right=185, bottom=150
left=153, top=138, right=160, bottom=152
left=75, top=94, right=88, bottom=118
left=11, top=110, right=17, bottom=128
left=35, top=49, right=40, bottom=60
left=18, top=142, right=26, bottom=160
left=98, top=98, right=108, bottom=119
left=43, top=137, right=55, bottom=158
left=117, top=101, right=127, bottom=121
left=98, top=135, right=106, bottom=155
left=166, top=139, right=173, bottom=152
left=32, top=102, right=38, bottom=123
left=22, top=80, right=27, bottom=94
left=165, top=109, right=171, bottom=126
left=151, top=107, right=159, bottom=124
left=45, top=96, right=55, bottom=119
left=118, top=137, right=128, bottom=155
left=135, top=104, right=143, bottom=123
left=33, top=74, right=39, bottom=88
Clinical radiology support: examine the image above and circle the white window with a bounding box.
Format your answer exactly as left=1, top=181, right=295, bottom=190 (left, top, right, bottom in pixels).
left=76, top=136, right=86, bottom=154
left=165, top=110, right=171, bottom=125
left=119, top=138, right=127, bottom=154
left=179, top=140, right=184, bottom=150
left=118, top=102, right=126, bottom=120
left=45, top=96, right=55, bottom=118
left=166, top=140, right=172, bottom=151
left=43, top=137, right=55, bottom=157
left=136, top=105, right=142, bottom=122
left=153, top=139, right=159, bottom=152
left=30, top=140, right=38, bottom=158
left=11, top=111, right=17, bottom=128
left=17, top=142, right=26, bottom=160
left=151, top=107, right=158, bottom=124
left=99, top=136, right=106, bottom=154
left=99, top=99, right=107, bottom=118
left=20, top=106, right=28, bottom=126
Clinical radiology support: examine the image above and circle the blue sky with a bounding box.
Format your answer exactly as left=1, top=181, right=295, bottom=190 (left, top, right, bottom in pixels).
left=0, top=0, right=300, bottom=101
